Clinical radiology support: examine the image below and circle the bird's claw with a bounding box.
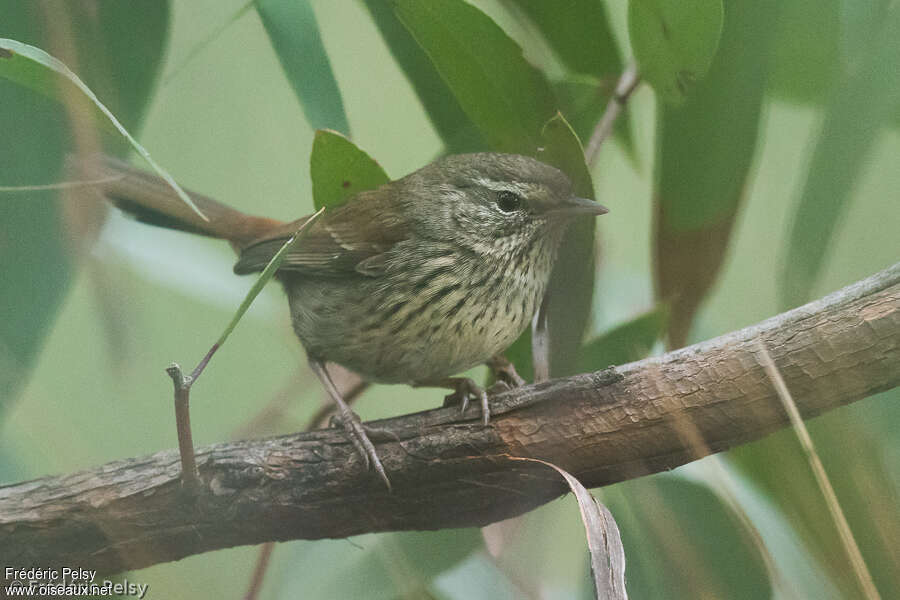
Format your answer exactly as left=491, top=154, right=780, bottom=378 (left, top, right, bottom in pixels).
left=488, top=356, right=527, bottom=388
left=331, top=411, right=391, bottom=490
left=443, top=377, right=491, bottom=426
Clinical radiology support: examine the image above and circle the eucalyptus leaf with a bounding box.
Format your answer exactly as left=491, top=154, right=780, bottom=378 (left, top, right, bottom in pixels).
left=628, top=0, right=723, bottom=104
left=653, top=0, right=779, bottom=348
left=0, top=3, right=168, bottom=411
left=0, top=37, right=200, bottom=218
left=309, top=130, right=390, bottom=210
left=536, top=113, right=596, bottom=376
left=768, top=0, right=841, bottom=104
left=603, top=477, right=771, bottom=599
left=779, top=0, right=900, bottom=308
left=363, top=0, right=486, bottom=153
left=505, top=0, right=622, bottom=78
left=391, top=0, right=556, bottom=154
left=256, top=0, right=350, bottom=135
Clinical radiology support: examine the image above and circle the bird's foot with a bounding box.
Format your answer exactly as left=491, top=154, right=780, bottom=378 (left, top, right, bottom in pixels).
left=330, top=410, right=391, bottom=490
left=439, top=377, right=491, bottom=426
left=487, top=355, right=527, bottom=388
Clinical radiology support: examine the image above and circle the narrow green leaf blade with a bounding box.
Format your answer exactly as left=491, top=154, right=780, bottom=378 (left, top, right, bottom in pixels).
left=0, top=37, right=203, bottom=220
left=215, top=209, right=324, bottom=348
left=603, top=477, right=771, bottom=599
left=309, top=130, right=390, bottom=210
left=505, top=0, right=622, bottom=78
left=628, top=0, right=724, bottom=104
left=653, top=0, right=779, bottom=348
left=362, top=0, right=486, bottom=153
left=256, top=0, right=350, bottom=135
left=779, top=2, right=900, bottom=308
left=501, top=113, right=598, bottom=379
left=768, top=0, right=841, bottom=105
left=537, top=113, right=597, bottom=376
left=0, top=3, right=168, bottom=410
left=391, top=0, right=556, bottom=154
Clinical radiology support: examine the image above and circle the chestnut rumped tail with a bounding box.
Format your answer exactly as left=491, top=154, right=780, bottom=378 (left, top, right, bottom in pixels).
left=77, top=153, right=609, bottom=486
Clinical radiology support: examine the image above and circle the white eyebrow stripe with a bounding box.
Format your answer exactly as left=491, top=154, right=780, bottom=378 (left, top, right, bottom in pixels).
left=474, top=178, right=537, bottom=195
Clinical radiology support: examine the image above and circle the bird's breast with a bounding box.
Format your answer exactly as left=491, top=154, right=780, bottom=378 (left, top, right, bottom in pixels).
left=286, top=239, right=555, bottom=384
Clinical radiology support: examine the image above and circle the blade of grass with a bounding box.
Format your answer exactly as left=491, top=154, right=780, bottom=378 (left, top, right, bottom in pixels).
left=0, top=38, right=206, bottom=220
left=756, top=341, right=882, bottom=600
left=162, top=0, right=254, bottom=86
left=214, top=207, right=325, bottom=353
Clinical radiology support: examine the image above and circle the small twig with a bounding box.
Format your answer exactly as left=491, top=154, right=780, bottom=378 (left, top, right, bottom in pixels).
left=756, top=341, right=882, bottom=600
left=164, top=210, right=325, bottom=492
left=585, top=63, right=641, bottom=167
left=166, top=363, right=200, bottom=492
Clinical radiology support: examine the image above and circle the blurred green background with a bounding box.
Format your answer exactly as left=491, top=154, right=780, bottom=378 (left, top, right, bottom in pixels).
left=1, top=1, right=898, bottom=598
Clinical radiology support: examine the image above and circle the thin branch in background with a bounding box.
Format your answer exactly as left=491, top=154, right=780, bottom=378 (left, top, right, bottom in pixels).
left=0, top=173, right=125, bottom=192
left=162, top=0, right=255, bottom=86
left=242, top=541, right=275, bottom=600
left=585, top=62, right=641, bottom=167
left=240, top=365, right=366, bottom=599
left=756, top=341, right=882, bottom=600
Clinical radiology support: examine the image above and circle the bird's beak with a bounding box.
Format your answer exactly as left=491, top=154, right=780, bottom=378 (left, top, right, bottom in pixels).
left=554, top=196, right=609, bottom=216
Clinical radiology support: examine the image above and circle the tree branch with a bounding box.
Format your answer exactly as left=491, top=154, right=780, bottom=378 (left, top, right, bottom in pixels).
left=2, top=263, right=898, bottom=575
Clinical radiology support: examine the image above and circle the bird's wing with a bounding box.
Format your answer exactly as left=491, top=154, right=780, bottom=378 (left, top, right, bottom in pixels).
left=232, top=190, right=407, bottom=277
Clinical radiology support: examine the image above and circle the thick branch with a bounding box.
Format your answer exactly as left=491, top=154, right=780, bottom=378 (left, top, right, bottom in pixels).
left=2, top=263, right=898, bottom=574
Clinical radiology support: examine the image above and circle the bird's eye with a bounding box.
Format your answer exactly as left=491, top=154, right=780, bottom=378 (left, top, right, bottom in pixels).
left=496, top=190, right=522, bottom=213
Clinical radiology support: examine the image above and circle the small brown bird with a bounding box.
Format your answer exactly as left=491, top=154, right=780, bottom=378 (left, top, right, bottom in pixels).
left=83, top=153, right=608, bottom=486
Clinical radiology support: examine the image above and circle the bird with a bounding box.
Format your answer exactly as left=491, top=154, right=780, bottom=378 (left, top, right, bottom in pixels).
left=76, top=152, right=608, bottom=486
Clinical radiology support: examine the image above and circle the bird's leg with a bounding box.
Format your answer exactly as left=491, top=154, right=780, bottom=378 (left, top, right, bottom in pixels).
left=417, top=377, right=491, bottom=426
left=308, top=358, right=390, bottom=489
left=486, top=354, right=527, bottom=388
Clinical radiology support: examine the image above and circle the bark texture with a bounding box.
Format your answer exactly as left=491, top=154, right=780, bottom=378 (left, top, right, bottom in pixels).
left=1, top=262, right=898, bottom=575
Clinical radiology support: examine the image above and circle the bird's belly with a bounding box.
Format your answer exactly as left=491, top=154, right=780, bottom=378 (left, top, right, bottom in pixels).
left=283, top=269, right=542, bottom=384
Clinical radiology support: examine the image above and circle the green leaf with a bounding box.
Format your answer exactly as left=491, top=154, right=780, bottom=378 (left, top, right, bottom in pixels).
left=0, top=38, right=202, bottom=219
left=0, top=3, right=168, bottom=411
left=362, top=0, right=486, bottom=153
left=536, top=113, right=597, bottom=376
left=578, top=305, right=668, bottom=373
left=505, top=0, right=622, bottom=78
left=768, top=0, right=841, bottom=104
left=391, top=0, right=556, bottom=154
left=309, top=130, right=390, bottom=210
left=502, top=113, right=597, bottom=379
left=653, top=0, right=779, bottom=348
left=603, top=476, right=771, bottom=599
left=628, top=0, right=724, bottom=104
left=256, top=0, right=350, bottom=135
left=779, top=1, right=900, bottom=308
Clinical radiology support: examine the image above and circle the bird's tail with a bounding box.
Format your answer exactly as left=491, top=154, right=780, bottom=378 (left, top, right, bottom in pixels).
left=69, top=155, right=283, bottom=248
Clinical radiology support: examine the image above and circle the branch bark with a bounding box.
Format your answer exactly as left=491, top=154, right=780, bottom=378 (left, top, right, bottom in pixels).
left=2, top=262, right=898, bottom=575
